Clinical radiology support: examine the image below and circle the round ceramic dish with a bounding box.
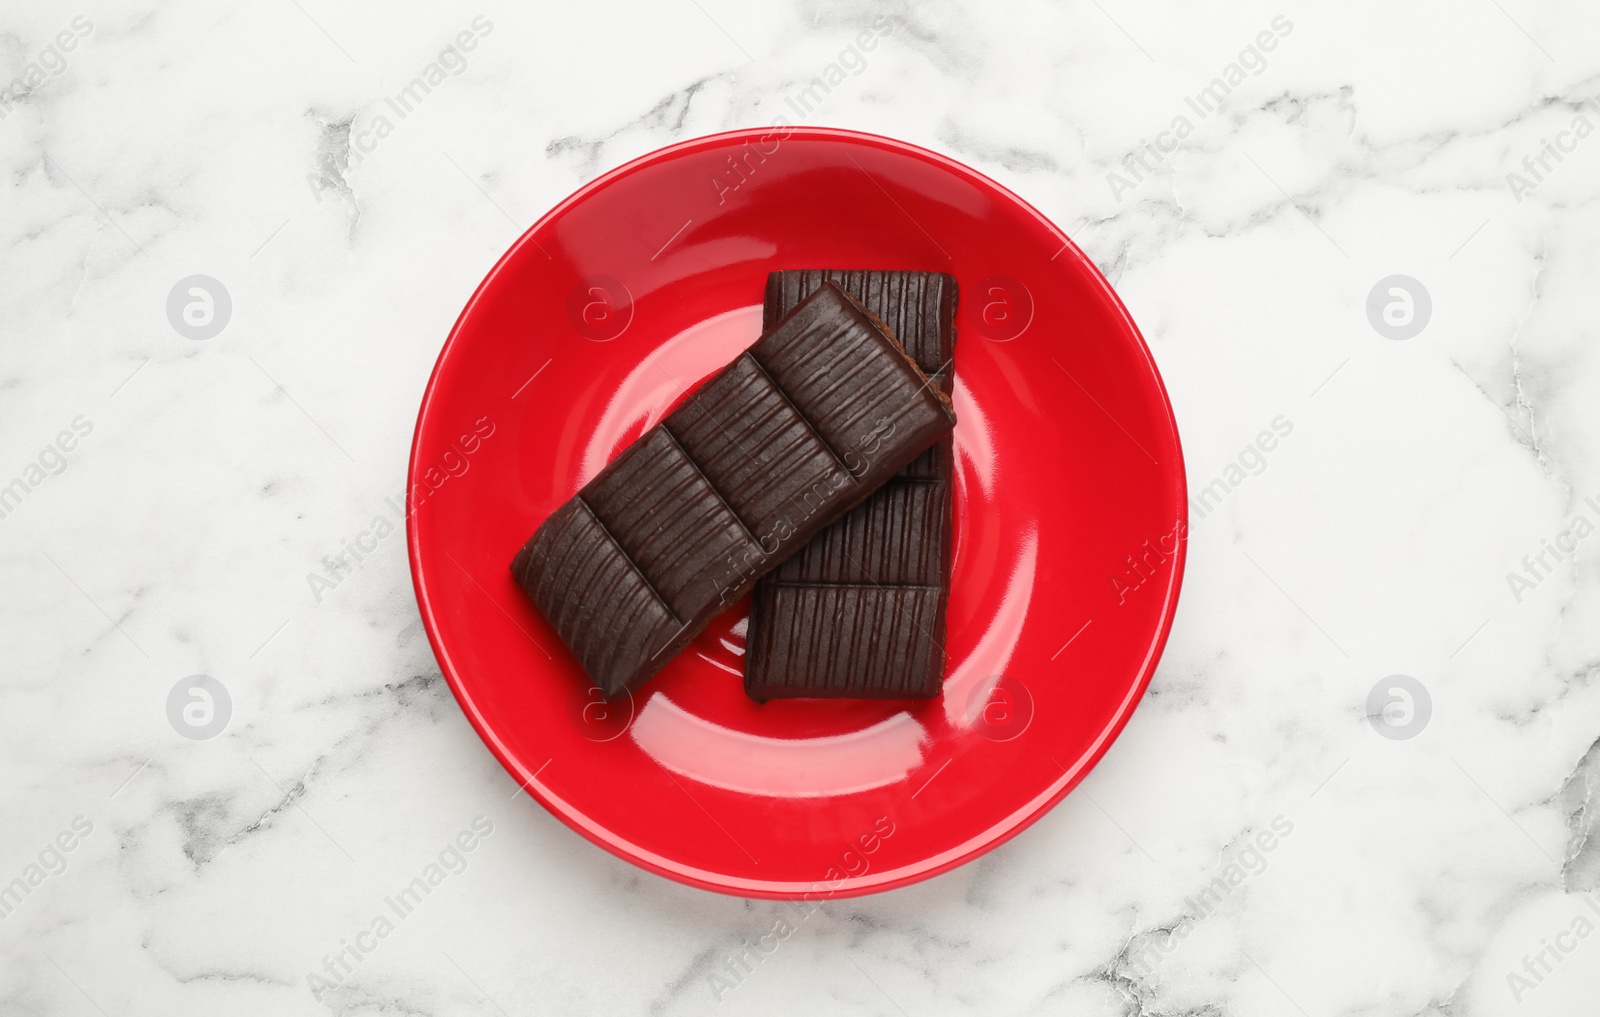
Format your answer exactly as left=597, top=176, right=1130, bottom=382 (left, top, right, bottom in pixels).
left=408, top=127, right=1186, bottom=898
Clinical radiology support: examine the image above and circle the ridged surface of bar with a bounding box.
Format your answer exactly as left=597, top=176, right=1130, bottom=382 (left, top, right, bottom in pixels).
left=748, top=584, right=944, bottom=698
left=746, top=270, right=957, bottom=701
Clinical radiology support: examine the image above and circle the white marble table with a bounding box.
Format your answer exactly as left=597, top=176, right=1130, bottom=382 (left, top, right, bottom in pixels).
left=3, top=0, right=1598, bottom=1014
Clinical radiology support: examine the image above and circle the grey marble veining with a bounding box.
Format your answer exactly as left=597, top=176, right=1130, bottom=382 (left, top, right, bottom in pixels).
left=2, top=0, right=1599, bottom=1014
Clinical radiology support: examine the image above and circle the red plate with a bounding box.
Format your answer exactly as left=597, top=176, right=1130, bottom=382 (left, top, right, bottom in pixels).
left=408, top=128, right=1186, bottom=898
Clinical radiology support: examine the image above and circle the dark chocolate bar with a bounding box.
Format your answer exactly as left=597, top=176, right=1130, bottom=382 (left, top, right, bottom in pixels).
left=745, top=270, right=957, bottom=701
left=511, top=282, right=956, bottom=700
